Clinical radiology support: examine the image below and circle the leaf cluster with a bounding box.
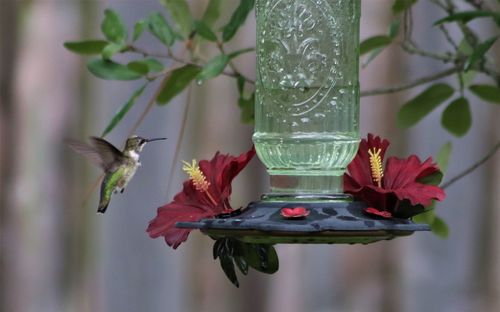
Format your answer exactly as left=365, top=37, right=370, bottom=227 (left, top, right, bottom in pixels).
left=64, top=0, right=256, bottom=137
left=213, top=238, right=278, bottom=287
left=361, top=0, right=499, bottom=138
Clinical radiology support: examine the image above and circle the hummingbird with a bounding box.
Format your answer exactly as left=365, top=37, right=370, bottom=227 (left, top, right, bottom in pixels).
left=66, top=135, right=166, bottom=213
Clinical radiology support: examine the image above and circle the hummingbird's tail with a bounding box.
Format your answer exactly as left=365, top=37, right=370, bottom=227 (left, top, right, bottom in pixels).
left=98, top=177, right=112, bottom=214
left=97, top=201, right=110, bottom=214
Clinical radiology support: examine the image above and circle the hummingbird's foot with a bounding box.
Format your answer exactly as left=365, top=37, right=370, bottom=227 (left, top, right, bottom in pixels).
left=120, top=188, right=125, bottom=194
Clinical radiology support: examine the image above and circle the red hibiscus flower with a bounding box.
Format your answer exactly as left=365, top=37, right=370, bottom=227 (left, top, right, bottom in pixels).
left=147, top=147, right=255, bottom=249
left=344, top=134, right=446, bottom=219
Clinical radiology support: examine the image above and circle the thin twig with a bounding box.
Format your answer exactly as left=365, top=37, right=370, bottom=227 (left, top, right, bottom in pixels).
left=401, top=41, right=456, bottom=63
left=81, top=174, right=104, bottom=209
left=360, top=66, right=461, bottom=97
left=127, top=74, right=170, bottom=138
left=442, top=141, right=500, bottom=189
left=463, top=0, right=489, bottom=10
left=439, top=24, right=458, bottom=51
left=165, top=84, right=193, bottom=197
left=428, top=0, right=447, bottom=11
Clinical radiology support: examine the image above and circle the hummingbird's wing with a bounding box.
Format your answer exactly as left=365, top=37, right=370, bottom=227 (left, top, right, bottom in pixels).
left=66, top=139, right=109, bottom=169
left=89, top=137, right=125, bottom=172
left=66, top=137, right=124, bottom=172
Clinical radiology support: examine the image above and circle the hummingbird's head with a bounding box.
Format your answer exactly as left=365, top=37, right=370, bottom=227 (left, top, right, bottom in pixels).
left=125, top=135, right=167, bottom=153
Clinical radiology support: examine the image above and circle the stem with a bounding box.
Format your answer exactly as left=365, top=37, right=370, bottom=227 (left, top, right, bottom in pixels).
left=442, top=141, right=500, bottom=189
left=217, top=42, right=248, bottom=79
left=360, top=66, right=461, bottom=97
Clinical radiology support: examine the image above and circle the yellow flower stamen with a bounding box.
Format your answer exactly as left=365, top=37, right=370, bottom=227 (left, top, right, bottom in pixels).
left=368, top=148, right=384, bottom=187
left=182, top=159, right=217, bottom=205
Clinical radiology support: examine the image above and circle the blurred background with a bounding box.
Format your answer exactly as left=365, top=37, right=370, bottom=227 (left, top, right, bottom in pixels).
left=1, top=0, right=499, bottom=311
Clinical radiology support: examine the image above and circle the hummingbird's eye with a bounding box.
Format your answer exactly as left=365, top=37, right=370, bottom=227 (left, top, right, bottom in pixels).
left=140, top=139, right=146, bottom=145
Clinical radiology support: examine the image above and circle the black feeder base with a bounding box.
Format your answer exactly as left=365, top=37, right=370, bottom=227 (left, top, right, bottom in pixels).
left=176, top=201, right=430, bottom=245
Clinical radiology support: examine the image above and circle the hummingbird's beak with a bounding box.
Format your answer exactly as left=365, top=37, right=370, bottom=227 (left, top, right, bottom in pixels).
left=145, top=137, right=167, bottom=143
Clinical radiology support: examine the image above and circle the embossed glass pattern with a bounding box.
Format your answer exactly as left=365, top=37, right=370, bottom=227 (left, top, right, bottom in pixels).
left=253, top=0, right=361, bottom=195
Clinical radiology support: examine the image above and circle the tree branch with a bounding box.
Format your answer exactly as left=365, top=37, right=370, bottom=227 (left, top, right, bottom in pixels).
left=360, top=66, right=461, bottom=97
left=401, top=41, right=456, bottom=63
left=442, top=141, right=500, bottom=189
left=128, top=44, right=255, bottom=85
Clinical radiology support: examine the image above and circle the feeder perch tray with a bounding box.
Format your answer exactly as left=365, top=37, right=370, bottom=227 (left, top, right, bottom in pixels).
left=176, top=201, right=430, bottom=245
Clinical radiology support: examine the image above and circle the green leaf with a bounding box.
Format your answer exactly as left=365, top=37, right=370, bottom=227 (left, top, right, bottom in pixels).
left=234, top=256, right=249, bottom=275
left=458, top=38, right=474, bottom=56
left=469, top=84, right=500, bottom=104
left=398, top=83, right=455, bottom=128
left=63, top=40, right=108, bottom=55
left=392, top=0, right=418, bottom=14
left=127, top=58, right=164, bottom=74
left=193, top=20, right=217, bottom=42
left=430, top=216, right=449, bottom=238
left=156, top=64, right=201, bottom=105
left=227, top=47, right=255, bottom=59
left=159, top=0, right=193, bottom=39
left=418, top=171, right=443, bottom=186
left=389, top=19, right=401, bottom=38
left=101, top=9, right=127, bottom=44
left=413, top=208, right=436, bottom=225
left=362, top=48, right=384, bottom=68
left=219, top=254, right=239, bottom=287
left=434, top=10, right=500, bottom=26
left=201, top=0, right=224, bottom=27
left=102, top=83, right=147, bottom=137
left=87, top=59, right=143, bottom=80
left=238, top=93, right=255, bottom=124
left=360, top=36, right=392, bottom=55
left=239, top=243, right=279, bottom=274
left=196, top=54, right=230, bottom=82
left=436, top=142, right=452, bottom=174
left=127, top=62, right=149, bottom=75
left=133, top=19, right=148, bottom=41
left=236, top=75, right=245, bottom=94
left=458, top=70, right=477, bottom=88
left=101, top=42, right=125, bottom=59
left=465, top=36, right=498, bottom=71
left=362, top=20, right=399, bottom=68
left=222, top=0, right=255, bottom=42
left=441, top=97, right=472, bottom=137
left=148, top=12, right=176, bottom=47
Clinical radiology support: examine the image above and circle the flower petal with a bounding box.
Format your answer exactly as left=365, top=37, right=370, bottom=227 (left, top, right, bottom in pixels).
left=147, top=203, right=213, bottom=249
left=384, top=156, right=438, bottom=189
left=384, top=156, right=446, bottom=206
left=393, top=182, right=446, bottom=207
left=200, top=146, right=255, bottom=200
left=365, top=207, right=393, bottom=218
left=345, top=134, right=390, bottom=189
left=280, top=207, right=310, bottom=218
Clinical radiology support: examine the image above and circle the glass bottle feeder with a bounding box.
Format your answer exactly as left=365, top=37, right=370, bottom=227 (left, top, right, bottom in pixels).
left=177, top=0, right=429, bottom=244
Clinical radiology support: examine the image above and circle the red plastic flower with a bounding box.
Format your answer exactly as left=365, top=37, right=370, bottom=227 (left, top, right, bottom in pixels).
left=280, top=207, right=310, bottom=219
left=147, top=147, right=255, bottom=249
left=344, top=134, right=446, bottom=218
